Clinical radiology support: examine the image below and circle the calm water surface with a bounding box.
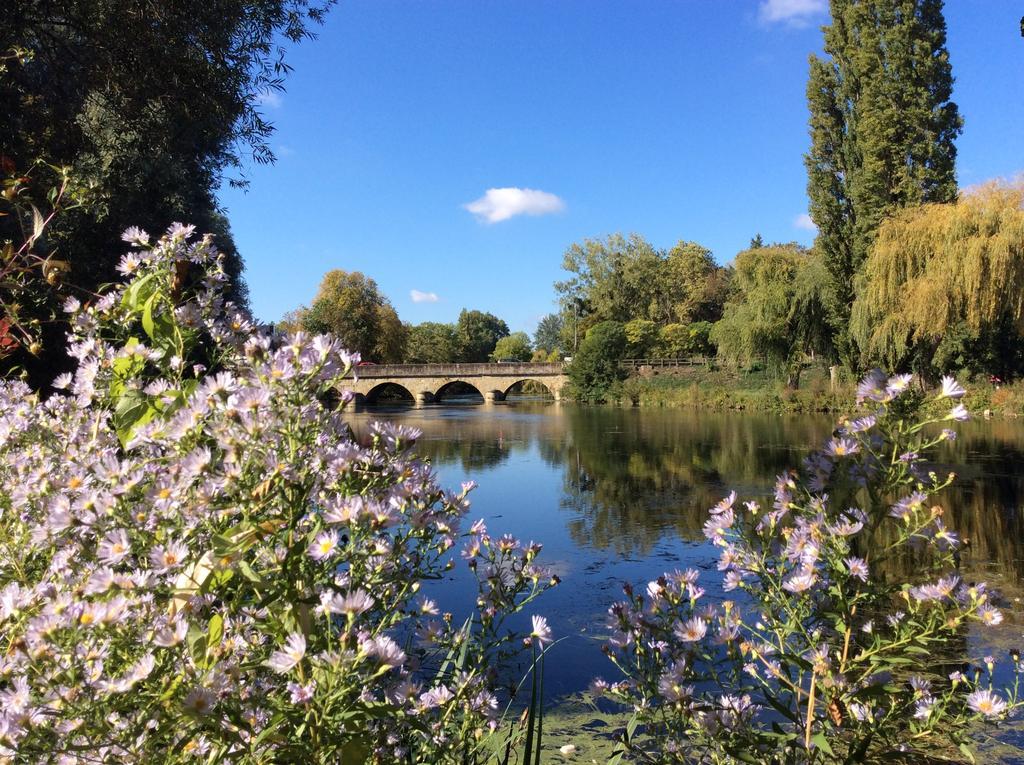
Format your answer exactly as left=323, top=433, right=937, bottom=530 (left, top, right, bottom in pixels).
left=349, top=402, right=1024, bottom=704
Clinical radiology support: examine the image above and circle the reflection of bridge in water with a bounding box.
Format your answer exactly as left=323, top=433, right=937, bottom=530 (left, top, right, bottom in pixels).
left=346, top=362, right=569, bottom=404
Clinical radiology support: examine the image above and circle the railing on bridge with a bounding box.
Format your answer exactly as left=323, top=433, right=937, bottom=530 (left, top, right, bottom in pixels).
left=619, top=357, right=710, bottom=369
left=354, top=362, right=566, bottom=378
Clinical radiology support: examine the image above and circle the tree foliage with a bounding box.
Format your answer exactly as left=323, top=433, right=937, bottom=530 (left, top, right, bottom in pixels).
left=404, top=321, right=458, bottom=363
left=711, top=244, right=833, bottom=386
left=624, top=319, right=659, bottom=358
left=490, top=332, right=532, bottom=362
left=555, top=234, right=729, bottom=334
left=851, top=183, right=1024, bottom=377
left=1, top=0, right=334, bottom=382
left=657, top=321, right=714, bottom=358
left=300, top=270, right=406, bottom=362
left=533, top=312, right=564, bottom=355
left=805, top=0, right=961, bottom=361
left=454, top=309, right=509, bottom=363
left=567, top=320, right=627, bottom=403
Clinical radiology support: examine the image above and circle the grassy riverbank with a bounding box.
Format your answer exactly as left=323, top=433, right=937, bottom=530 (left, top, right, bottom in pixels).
left=613, top=364, right=1024, bottom=416
left=617, top=364, right=853, bottom=412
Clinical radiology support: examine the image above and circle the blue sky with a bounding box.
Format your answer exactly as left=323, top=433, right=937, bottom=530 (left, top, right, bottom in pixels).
left=218, top=1, right=1024, bottom=334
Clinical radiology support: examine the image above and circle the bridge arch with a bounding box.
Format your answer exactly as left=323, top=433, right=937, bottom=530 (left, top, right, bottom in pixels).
left=365, top=382, right=415, bottom=404
left=434, top=380, right=485, bottom=403
left=502, top=379, right=556, bottom=400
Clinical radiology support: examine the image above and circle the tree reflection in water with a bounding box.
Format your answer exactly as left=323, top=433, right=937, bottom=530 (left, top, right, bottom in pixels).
left=349, top=404, right=1024, bottom=577
left=347, top=403, right=1024, bottom=699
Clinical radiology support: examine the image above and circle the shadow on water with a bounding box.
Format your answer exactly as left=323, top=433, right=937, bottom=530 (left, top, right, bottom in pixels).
left=347, top=403, right=1024, bottom=712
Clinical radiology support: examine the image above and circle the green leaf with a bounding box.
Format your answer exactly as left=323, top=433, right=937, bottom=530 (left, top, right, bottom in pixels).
left=121, top=272, right=157, bottom=312
left=187, top=624, right=207, bottom=665
left=113, top=389, right=156, bottom=445
left=207, top=613, right=224, bottom=655
left=236, top=559, right=263, bottom=584
left=339, top=736, right=370, bottom=764
left=142, top=292, right=158, bottom=341
left=959, top=742, right=976, bottom=763
left=811, top=732, right=834, bottom=756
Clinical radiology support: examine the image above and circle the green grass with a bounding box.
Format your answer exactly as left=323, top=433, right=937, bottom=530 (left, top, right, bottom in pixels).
left=618, top=364, right=855, bottom=413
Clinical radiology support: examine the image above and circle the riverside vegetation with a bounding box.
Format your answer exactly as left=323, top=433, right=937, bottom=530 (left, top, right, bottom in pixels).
left=1, top=225, right=1023, bottom=763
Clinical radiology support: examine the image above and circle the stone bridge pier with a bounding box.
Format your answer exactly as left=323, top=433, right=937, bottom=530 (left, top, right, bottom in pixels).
left=343, top=362, right=569, bottom=405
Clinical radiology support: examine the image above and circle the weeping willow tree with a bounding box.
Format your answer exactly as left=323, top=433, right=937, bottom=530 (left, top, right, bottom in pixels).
left=851, top=183, right=1024, bottom=378
left=711, top=244, right=834, bottom=388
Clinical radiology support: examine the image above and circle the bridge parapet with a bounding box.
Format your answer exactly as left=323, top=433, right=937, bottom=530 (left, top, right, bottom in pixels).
left=355, top=362, right=566, bottom=378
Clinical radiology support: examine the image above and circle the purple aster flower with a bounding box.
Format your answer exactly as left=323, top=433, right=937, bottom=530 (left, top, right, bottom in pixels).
left=939, top=376, right=966, bottom=399
left=885, top=373, right=914, bottom=396
left=967, top=689, right=1008, bottom=717
left=121, top=226, right=150, bottom=246
left=977, top=604, right=1003, bottom=626
left=848, top=415, right=877, bottom=433
left=711, top=491, right=736, bottom=515
left=530, top=615, right=553, bottom=646
left=267, top=632, right=306, bottom=674
left=183, top=687, right=216, bottom=716
left=308, top=530, right=340, bottom=561
left=97, top=529, right=132, bottom=565
left=287, top=681, right=316, bottom=705
left=889, top=491, right=927, bottom=521
left=149, top=540, right=188, bottom=573
left=825, top=437, right=859, bottom=458
left=845, top=557, right=869, bottom=582
left=674, top=617, right=708, bottom=643
left=321, top=589, right=375, bottom=618
left=856, top=369, right=888, bottom=404
left=365, top=635, right=406, bottom=668
left=782, top=571, right=817, bottom=594
left=419, top=685, right=454, bottom=710
left=947, top=403, right=970, bottom=422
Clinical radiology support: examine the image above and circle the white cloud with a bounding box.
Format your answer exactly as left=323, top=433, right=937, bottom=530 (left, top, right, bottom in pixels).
left=255, top=91, right=283, bottom=109
left=758, top=0, right=826, bottom=26
left=463, top=187, right=566, bottom=224
left=277, top=145, right=296, bottom=158
left=794, top=213, right=818, bottom=231
left=410, top=289, right=439, bottom=303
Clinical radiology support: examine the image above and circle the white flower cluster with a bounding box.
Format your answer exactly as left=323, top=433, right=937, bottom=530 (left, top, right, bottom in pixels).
left=0, top=226, right=553, bottom=763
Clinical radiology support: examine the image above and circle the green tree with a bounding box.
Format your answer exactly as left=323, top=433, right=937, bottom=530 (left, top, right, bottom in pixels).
left=374, top=304, right=407, bottom=364
left=490, top=331, right=532, bottom=362
left=749, top=234, right=765, bottom=249
left=851, top=182, right=1024, bottom=378
left=405, top=322, right=458, bottom=363
left=624, top=319, right=658, bottom=358
left=533, top=312, right=564, bottom=355
left=711, top=245, right=833, bottom=387
left=556, top=233, right=661, bottom=326
left=657, top=322, right=715, bottom=358
left=454, top=309, right=509, bottom=362
left=662, top=241, right=728, bottom=324
left=300, top=270, right=405, bottom=362
left=554, top=234, right=728, bottom=330
left=567, top=320, right=627, bottom=402
left=1, top=0, right=334, bottom=383
left=805, top=0, right=961, bottom=363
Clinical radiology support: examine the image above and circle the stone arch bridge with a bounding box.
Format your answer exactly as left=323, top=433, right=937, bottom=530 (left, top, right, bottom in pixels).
left=345, top=362, right=568, bottom=404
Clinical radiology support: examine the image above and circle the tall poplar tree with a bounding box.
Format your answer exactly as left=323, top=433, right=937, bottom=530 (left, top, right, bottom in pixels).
left=805, top=0, right=962, bottom=364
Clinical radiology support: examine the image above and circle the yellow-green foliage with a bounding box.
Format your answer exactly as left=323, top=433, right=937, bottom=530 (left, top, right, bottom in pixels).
left=711, top=244, right=832, bottom=373
left=852, top=183, right=1024, bottom=369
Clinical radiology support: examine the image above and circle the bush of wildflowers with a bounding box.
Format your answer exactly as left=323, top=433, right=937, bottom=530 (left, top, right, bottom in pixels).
left=0, top=225, right=555, bottom=763
left=597, top=372, right=1021, bottom=763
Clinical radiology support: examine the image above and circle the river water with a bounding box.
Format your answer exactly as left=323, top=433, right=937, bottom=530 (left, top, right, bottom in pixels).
left=349, top=401, right=1024, bottom=721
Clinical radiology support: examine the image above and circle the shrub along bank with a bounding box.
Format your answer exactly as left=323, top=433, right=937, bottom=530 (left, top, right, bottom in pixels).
left=582, top=364, right=1024, bottom=417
